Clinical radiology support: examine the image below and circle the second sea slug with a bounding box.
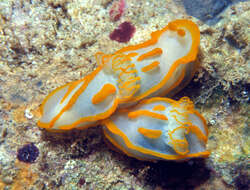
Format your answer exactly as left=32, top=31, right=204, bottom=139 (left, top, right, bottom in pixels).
left=37, top=19, right=200, bottom=130
left=102, top=97, right=209, bottom=161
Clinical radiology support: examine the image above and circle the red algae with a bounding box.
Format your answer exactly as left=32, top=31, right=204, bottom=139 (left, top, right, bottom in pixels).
left=109, top=21, right=135, bottom=43
left=109, top=0, right=126, bottom=21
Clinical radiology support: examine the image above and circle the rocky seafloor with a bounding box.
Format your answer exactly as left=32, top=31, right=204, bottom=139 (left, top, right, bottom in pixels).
left=0, top=0, right=249, bottom=189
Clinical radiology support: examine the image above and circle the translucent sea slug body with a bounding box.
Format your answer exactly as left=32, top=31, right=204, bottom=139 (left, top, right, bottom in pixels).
left=102, top=97, right=209, bottom=160
left=37, top=19, right=201, bottom=131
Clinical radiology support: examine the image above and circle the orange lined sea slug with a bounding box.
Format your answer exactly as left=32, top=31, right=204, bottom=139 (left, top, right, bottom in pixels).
left=37, top=19, right=200, bottom=130
left=102, top=97, right=210, bottom=161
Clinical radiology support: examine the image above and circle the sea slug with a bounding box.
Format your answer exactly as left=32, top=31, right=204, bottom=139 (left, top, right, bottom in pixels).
left=37, top=19, right=200, bottom=131
left=102, top=97, right=209, bottom=161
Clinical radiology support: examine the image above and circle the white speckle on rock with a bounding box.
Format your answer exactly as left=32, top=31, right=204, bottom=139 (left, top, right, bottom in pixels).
left=25, top=109, right=33, bottom=119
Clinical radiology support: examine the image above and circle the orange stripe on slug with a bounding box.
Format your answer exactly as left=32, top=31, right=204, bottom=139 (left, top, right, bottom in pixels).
left=168, top=124, right=208, bottom=155
left=172, top=115, right=192, bottom=126
left=141, top=61, right=160, bottom=72
left=117, top=70, right=138, bottom=83
left=92, top=83, right=116, bottom=104
left=95, top=52, right=113, bottom=66
left=152, top=104, right=166, bottom=111
left=168, top=23, right=177, bottom=31
left=119, top=84, right=141, bottom=100
left=118, top=76, right=140, bottom=89
left=120, top=64, right=136, bottom=73
left=39, top=82, right=73, bottom=115
left=138, top=127, right=162, bottom=139
left=60, top=80, right=83, bottom=104
left=177, top=29, right=186, bottom=37
left=189, top=125, right=208, bottom=143
left=128, top=110, right=168, bottom=121
left=170, top=109, right=191, bottom=117
left=137, top=48, right=163, bottom=61
left=59, top=122, right=97, bottom=131
left=168, top=126, right=189, bottom=155
left=112, top=54, right=131, bottom=71
left=127, top=52, right=139, bottom=57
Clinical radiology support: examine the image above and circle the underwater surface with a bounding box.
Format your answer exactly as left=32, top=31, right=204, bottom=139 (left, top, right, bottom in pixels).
left=0, top=0, right=249, bottom=189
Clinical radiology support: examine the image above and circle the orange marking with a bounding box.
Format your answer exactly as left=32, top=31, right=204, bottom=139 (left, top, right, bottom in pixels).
left=127, top=52, right=139, bottom=57
left=138, top=127, right=162, bottom=139
left=168, top=126, right=189, bottom=155
left=168, top=23, right=177, bottom=31
left=118, top=72, right=138, bottom=83
left=119, top=84, right=141, bottom=100
left=170, top=116, right=207, bottom=143
left=95, top=52, right=105, bottom=66
left=179, top=96, right=194, bottom=110
left=137, top=48, right=163, bottom=61
left=177, top=29, right=186, bottom=37
left=168, top=123, right=208, bottom=155
left=103, top=119, right=210, bottom=160
left=60, top=80, right=83, bottom=104
left=110, top=53, right=140, bottom=100
left=128, top=110, right=168, bottom=121
left=170, top=109, right=191, bottom=117
left=141, top=61, right=160, bottom=72
left=189, top=125, right=208, bottom=143
left=95, top=52, right=113, bottom=66
left=119, top=69, right=137, bottom=77
left=39, top=82, right=73, bottom=115
left=118, top=77, right=140, bottom=89
left=152, top=104, right=166, bottom=111
left=172, top=115, right=192, bottom=126
left=120, top=64, right=135, bottom=73
left=46, top=122, right=98, bottom=131
left=111, top=54, right=131, bottom=71
left=92, top=83, right=116, bottom=104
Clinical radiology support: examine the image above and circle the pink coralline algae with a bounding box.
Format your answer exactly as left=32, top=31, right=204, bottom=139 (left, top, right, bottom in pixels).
left=109, top=0, right=126, bottom=21
left=109, top=21, right=135, bottom=43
